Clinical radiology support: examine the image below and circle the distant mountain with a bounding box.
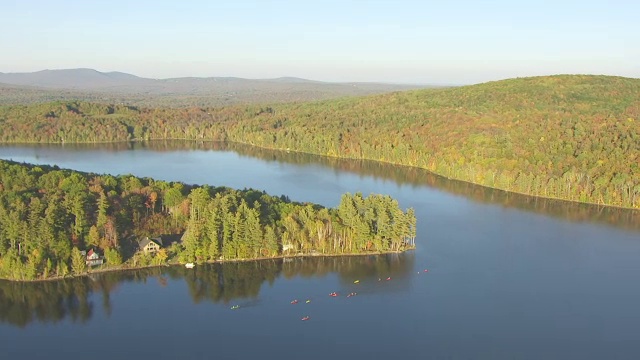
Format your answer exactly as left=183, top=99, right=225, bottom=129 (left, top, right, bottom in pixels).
left=0, top=68, right=151, bottom=89
left=0, top=68, right=430, bottom=106
left=0, top=68, right=422, bottom=93
left=267, top=77, right=322, bottom=84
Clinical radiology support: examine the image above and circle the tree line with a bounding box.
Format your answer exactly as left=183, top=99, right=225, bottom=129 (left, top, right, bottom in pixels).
left=0, top=160, right=416, bottom=281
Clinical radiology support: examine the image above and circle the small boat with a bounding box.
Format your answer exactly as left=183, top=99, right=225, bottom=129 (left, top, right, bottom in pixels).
left=353, top=280, right=360, bottom=284
left=329, top=292, right=338, bottom=297
left=386, top=277, right=391, bottom=281
left=423, top=269, right=429, bottom=272
left=231, top=305, right=239, bottom=310
left=185, top=263, right=195, bottom=269
left=305, top=300, right=311, bottom=303
left=301, top=316, right=310, bottom=321
left=291, top=300, right=299, bottom=304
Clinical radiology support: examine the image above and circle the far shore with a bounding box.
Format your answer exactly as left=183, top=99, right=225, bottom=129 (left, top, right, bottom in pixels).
left=0, top=247, right=415, bottom=283
left=2, top=139, right=638, bottom=211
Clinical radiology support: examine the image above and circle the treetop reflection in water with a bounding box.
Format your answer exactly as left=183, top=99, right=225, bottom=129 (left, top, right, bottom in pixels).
left=0, top=253, right=413, bottom=327
left=3, top=140, right=637, bottom=231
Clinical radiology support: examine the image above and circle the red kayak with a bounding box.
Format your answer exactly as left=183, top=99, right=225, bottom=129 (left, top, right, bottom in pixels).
left=301, top=316, right=310, bottom=321
left=329, top=292, right=338, bottom=297
left=291, top=300, right=298, bottom=304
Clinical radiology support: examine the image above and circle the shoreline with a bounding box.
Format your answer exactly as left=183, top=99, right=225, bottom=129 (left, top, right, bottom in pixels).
left=1, top=139, right=637, bottom=211
left=0, top=248, right=414, bottom=283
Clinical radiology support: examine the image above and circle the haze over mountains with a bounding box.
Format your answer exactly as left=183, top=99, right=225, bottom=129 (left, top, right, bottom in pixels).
left=0, top=68, right=427, bottom=107
left=0, top=68, right=148, bottom=90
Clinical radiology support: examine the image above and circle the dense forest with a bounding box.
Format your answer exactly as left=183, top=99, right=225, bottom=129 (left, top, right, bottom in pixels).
left=0, top=75, right=638, bottom=208
left=0, top=160, right=416, bottom=281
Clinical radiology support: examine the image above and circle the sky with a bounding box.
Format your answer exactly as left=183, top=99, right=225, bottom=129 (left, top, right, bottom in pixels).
left=0, top=0, right=638, bottom=84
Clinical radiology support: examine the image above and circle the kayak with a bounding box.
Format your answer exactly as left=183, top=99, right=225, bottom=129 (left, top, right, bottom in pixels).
left=353, top=280, right=360, bottom=284
left=291, top=300, right=298, bottom=304
left=301, top=316, right=310, bottom=321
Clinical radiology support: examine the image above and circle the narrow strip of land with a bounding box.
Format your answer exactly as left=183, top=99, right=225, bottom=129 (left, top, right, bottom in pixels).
left=0, top=160, right=415, bottom=281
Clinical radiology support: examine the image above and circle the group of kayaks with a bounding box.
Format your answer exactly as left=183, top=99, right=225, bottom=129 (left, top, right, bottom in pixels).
left=231, top=270, right=430, bottom=319
left=290, top=299, right=312, bottom=304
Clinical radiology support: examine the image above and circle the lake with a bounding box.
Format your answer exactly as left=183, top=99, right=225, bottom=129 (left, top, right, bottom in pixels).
left=1, top=141, right=639, bottom=359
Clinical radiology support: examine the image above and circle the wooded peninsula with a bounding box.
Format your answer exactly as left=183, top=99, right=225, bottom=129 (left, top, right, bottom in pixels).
left=0, top=160, right=416, bottom=281
left=0, top=75, right=638, bottom=208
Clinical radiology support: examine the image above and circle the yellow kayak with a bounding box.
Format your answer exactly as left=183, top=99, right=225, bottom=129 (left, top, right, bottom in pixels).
left=353, top=280, right=360, bottom=284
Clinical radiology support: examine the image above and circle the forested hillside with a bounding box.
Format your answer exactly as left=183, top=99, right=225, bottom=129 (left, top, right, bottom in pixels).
left=0, top=160, right=415, bottom=280
left=0, top=75, right=638, bottom=208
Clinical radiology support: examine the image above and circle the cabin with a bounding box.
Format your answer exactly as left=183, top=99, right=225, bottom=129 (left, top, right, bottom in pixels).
left=138, top=234, right=182, bottom=254
left=85, top=249, right=104, bottom=266
left=138, top=236, right=163, bottom=253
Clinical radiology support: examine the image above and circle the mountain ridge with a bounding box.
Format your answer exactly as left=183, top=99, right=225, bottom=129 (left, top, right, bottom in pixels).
left=0, top=68, right=427, bottom=106
left=0, top=68, right=422, bottom=90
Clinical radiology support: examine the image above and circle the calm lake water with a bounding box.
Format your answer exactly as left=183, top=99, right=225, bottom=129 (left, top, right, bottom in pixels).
left=1, top=141, right=639, bottom=360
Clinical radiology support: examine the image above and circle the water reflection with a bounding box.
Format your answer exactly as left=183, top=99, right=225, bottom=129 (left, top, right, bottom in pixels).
left=4, top=140, right=636, bottom=231
left=0, top=277, right=96, bottom=327
left=223, top=142, right=640, bottom=231
left=0, top=253, right=414, bottom=327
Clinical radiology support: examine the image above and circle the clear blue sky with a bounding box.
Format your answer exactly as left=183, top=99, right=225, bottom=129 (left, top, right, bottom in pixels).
left=1, top=0, right=638, bottom=84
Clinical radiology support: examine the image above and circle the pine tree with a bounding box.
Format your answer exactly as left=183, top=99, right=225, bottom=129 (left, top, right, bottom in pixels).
left=96, top=191, right=108, bottom=229
left=264, top=225, right=279, bottom=257
left=71, top=247, right=87, bottom=274
left=104, top=248, right=122, bottom=265
left=204, top=206, right=221, bottom=260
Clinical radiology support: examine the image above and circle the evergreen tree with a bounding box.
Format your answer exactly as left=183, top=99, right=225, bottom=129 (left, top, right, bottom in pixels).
left=71, top=247, right=87, bottom=275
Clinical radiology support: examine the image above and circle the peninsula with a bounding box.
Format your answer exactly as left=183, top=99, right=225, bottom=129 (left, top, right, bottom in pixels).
left=0, top=160, right=416, bottom=281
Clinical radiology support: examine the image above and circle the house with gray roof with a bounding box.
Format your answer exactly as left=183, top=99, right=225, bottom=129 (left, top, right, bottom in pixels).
left=138, top=237, right=163, bottom=253
left=138, top=234, right=182, bottom=253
